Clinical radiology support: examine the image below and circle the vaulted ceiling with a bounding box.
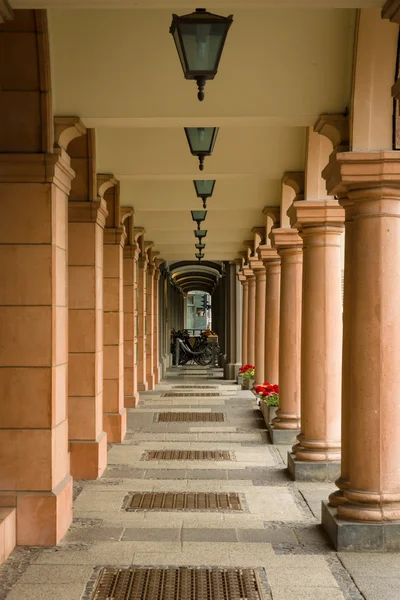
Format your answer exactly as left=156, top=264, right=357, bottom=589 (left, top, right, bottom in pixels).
left=11, top=0, right=362, bottom=260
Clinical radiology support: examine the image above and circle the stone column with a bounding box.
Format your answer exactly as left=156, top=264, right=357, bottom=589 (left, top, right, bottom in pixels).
left=123, top=242, right=140, bottom=408
left=137, top=256, right=148, bottom=390
left=287, top=201, right=344, bottom=481
left=238, top=274, right=249, bottom=366
left=329, top=199, right=354, bottom=507
left=269, top=229, right=303, bottom=444
left=224, top=262, right=242, bottom=379
left=245, top=271, right=256, bottom=366
left=321, top=153, right=400, bottom=550
left=103, top=226, right=127, bottom=442
left=146, top=263, right=155, bottom=390
left=259, top=247, right=280, bottom=384
left=251, top=261, right=266, bottom=385
left=68, top=199, right=108, bottom=478
left=0, top=153, right=73, bottom=545
left=153, top=267, right=161, bottom=384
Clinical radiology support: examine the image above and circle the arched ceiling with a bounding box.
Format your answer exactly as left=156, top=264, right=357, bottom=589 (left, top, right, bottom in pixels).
left=169, top=260, right=222, bottom=293
left=10, top=1, right=360, bottom=261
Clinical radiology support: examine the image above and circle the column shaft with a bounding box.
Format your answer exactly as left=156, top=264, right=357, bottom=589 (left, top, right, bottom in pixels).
left=253, top=266, right=266, bottom=384
left=264, top=260, right=280, bottom=383
left=330, top=200, right=354, bottom=505
left=68, top=200, right=108, bottom=478
left=137, top=257, right=148, bottom=391
left=337, top=185, right=400, bottom=522
left=153, top=269, right=161, bottom=384
left=292, top=202, right=344, bottom=463
left=246, top=275, right=256, bottom=366
left=271, top=229, right=303, bottom=430
left=146, top=265, right=155, bottom=389
left=0, top=155, right=73, bottom=545
left=123, top=244, right=140, bottom=408
left=103, top=228, right=127, bottom=442
left=240, top=278, right=249, bottom=365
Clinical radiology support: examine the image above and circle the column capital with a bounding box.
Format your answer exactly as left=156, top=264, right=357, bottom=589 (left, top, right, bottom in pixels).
left=288, top=200, right=345, bottom=232
left=123, top=243, right=140, bottom=261
left=257, top=245, right=279, bottom=264
left=0, top=153, right=75, bottom=195
left=242, top=265, right=255, bottom=279
left=249, top=257, right=265, bottom=274
left=138, top=256, right=149, bottom=270
left=104, top=226, right=127, bottom=247
left=68, top=199, right=108, bottom=228
left=0, top=0, right=13, bottom=22
left=323, top=151, right=400, bottom=198
left=270, top=228, right=303, bottom=251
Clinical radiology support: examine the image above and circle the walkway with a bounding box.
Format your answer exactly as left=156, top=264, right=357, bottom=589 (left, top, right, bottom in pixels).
left=1, top=367, right=400, bottom=600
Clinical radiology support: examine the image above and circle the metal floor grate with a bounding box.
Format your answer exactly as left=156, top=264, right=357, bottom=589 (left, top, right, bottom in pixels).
left=162, top=392, right=221, bottom=397
left=89, top=567, right=263, bottom=600
left=172, top=386, right=219, bottom=390
left=157, top=412, right=224, bottom=422
left=144, top=450, right=232, bottom=461
left=125, top=492, right=242, bottom=511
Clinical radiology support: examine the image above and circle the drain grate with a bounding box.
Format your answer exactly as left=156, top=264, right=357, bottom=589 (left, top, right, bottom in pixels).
left=89, top=566, right=263, bottom=600
left=125, top=492, right=242, bottom=511
left=144, top=450, right=232, bottom=461
left=157, top=412, right=224, bottom=422
left=172, top=386, right=218, bottom=389
left=162, top=392, right=221, bottom=397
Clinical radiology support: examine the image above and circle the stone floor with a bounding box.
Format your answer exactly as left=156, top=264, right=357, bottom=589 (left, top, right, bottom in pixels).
left=1, top=366, right=400, bottom=599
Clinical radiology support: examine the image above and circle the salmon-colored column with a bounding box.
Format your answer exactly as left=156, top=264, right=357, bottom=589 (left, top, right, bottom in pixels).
left=252, top=262, right=266, bottom=384
left=330, top=198, right=354, bottom=506
left=238, top=274, right=249, bottom=366
left=103, top=227, right=127, bottom=442
left=270, top=229, right=303, bottom=430
left=290, top=201, right=344, bottom=462
left=146, top=263, right=155, bottom=389
left=0, top=154, right=73, bottom=545
left=123, top=242, right=140, bottom=408
left=153, top=267, right=161, bottom=384
left=68, top=200, right=108, bottom=478
left=137, top=255, right=148, bottom=391
left=245, top=272, right=256, bottom=366
left=334, top=157, right=400, bottom=523
left=259, top=248, right=280, bottom=384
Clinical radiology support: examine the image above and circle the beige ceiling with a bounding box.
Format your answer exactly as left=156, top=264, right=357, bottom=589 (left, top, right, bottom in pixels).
left=18, top=3, right=359, bottom=259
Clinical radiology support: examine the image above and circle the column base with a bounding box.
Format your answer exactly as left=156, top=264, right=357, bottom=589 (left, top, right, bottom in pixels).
left=267, top=424, right=300, bottom=445
left=70, top=432, right=107, bottom=480
left=287, top=452, right=341, bottom=482
left=138, top=382, right=148, bottom=392
left=0, top=508, right=16, bottom=564
left=16, top=475, right=73, bottom=546
left=146, top=373, right=155, bottom=390
left=104, top=409, right=127, bottom=443
left=224, top=363, right=241, bottom=380
left=124, top=393, right=140, bottom=408
left=322, top=501, right=400, bottom=551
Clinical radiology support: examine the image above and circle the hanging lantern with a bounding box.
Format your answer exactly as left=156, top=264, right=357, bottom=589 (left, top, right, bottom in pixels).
left=194, top=229, right=207, bottom=240
left=196, top=252, right=205, bottom=261
left=195, top=242, right=206, bottom=251
left=170, top=8, right=233, bottom=101
left=191, top=209, right=207, bottom=229
left=193, top=180, right=216, bottom=208
left=185, top=127, right=219, bottom=171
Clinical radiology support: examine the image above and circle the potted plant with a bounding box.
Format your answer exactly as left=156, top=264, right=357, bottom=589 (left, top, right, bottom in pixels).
left=255, top=382, right=279, bottom=424
left=238, top=364, right=255, bottom=390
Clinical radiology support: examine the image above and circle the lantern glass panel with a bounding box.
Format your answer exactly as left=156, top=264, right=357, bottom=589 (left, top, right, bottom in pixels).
left=194, top=180, right=215, bottom=197
left=179, top=22, right=227, bottom=72
left=191, top=210, right=207, bottom=223
left=194, top=229, right=207, bottom=239
left=185, top=127, right=216, bottom=153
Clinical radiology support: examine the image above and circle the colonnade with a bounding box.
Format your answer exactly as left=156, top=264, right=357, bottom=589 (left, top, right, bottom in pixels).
left=237, top=5, right=400, bottom=551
